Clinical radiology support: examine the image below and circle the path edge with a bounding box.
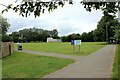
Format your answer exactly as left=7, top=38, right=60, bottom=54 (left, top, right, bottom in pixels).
left=110, top=44, right=117, bottom=78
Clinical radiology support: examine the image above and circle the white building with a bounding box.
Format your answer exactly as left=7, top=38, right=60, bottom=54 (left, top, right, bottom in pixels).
left=47, top=37, right=62, bottom=42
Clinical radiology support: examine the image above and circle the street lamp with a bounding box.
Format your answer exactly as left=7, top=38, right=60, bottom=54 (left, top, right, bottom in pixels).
left=106, top=22, right=109, bottom=44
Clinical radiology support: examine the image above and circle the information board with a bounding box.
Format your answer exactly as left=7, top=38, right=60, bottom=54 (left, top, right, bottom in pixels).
left=74, top=40, right=81, bottom=45
left=71, top=40, right=81, bottom=45
left=71, top=40, right=74, bottom=45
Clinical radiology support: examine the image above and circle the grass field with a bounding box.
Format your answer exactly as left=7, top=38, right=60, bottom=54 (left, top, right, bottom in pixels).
left=2, top=51, right=74, bottom=78
left=112, top=44, right=120, bottom=79
left=15, top=42, right=106, bottom=56
left=0, top=59, right=1, bottom=79
left=0, top=42, right=2, bottom=79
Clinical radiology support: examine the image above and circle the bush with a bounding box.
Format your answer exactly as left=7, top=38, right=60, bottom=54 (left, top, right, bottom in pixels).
left=114, top=30, right=120, bottom=44
left=2, top=34, right=12, bottom=42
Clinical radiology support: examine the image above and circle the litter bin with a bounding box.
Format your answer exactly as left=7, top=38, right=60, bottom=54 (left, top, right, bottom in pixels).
left=17, top=42, right=22, bottom=50
left=18, top=45, right=22, bottom=50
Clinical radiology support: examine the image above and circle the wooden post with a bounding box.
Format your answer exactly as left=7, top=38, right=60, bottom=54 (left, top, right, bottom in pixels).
left=73, top=45, right=75, bottom=53
left=78, top=45, right=80, bottom=52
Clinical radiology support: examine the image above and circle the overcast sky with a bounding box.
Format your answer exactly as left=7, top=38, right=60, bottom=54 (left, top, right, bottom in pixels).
left=0, top=0, right=103, bottom=36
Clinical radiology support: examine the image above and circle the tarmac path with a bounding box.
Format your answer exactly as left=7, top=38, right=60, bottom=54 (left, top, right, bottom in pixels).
left=17, top=45, right=116, bottom=78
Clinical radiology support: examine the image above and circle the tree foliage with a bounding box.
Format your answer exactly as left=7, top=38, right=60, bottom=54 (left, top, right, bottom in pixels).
left=115, top=29, right=120, bottom=43
left=2, top=0, right=73, bottom=18
left=1, top=0, right=120, bottom=18
left=2, top=34, right=12, bottom=42
left=0, top=15, right=11, bottom=42
left=10, top=27, right=59, bottom=42
left=0, top=15, right=10, bottom=34
left=67, top=33, right=81, bottom=42
left=93, top=15, right=120, bottom=43
left=61, top=32, right=94, bottom=42
left=81, top=1, right=119, bottom=13
left=114, top=21, right=120, bottom=43
left=81, top=1, right=120, bottom=43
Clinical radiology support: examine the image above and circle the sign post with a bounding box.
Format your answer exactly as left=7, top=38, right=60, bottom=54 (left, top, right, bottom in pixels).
left=74, top=40, right=81, bottom=52
left=71, top=40, right=81, bottom=53
left=79, top=45, right=80, bottom=52
left=71, top=40, right=75, bottom=53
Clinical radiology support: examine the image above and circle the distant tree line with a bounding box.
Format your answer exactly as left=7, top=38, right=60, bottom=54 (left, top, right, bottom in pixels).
left=4, top=28, right=96, bottom=43
left=61, top=31, right=94, bottom=42
left=1, top=14, right=120, bottom=43
left=8, top=28, right=59, bottom=42
left=2, top=21, right=120, bottom=43
left=5, top=27, right=112, bottom=43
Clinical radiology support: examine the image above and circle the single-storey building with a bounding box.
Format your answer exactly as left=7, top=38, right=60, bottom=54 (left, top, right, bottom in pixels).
left=47, top=37, right=62, bottom=42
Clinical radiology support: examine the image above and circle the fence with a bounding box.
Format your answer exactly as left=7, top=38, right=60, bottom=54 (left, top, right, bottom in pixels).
left=0, top=42, right=14, bottom=58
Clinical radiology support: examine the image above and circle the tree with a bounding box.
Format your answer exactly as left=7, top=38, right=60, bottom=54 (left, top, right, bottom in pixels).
left=81, top=1, right=120, bottom=43
left=114, top=29, right=120, bottom=43
left=0, top=15, right=10, bottom=34
left=1, top=1, right=119, bottom=18
left=49, top=29, right=58, bottom=38
left=66, top=33, right=81, bottom=42
left=0, top=15, right=11, bottom=42
left=2, top=34, right=12, bottom=42
left=114, top=21, right=120, bottom=43
left=41, top=30, right=49, bottom=42
left=1, top=0, right=73, bottom=18
left=61, top=36, right=68, bottom=42
left=81, top=1, right=119, bottom=13
left=10, top=31, right=20, bottom=42
left=81, top=32, right=88, bottom=42
left=93, top=14, right=120, bottom=42
left=93, top=28, right=105, bottom=41
left=10, top=27, right=59, bottom=42
left=87, top=31, right=94, bottom=42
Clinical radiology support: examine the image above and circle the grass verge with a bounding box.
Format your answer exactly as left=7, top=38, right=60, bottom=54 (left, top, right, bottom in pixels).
left=2, top=51, right=74, bottom=78
left=112, top=44, right=120, bottom=79
left=15, top=42, right=106, bottom=56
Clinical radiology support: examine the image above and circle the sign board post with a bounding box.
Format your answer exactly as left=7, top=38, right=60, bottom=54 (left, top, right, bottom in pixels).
left=71, top=40, right=81, bottom=53
left=79, top=45, right=80, bottom=52
left=71, top=40, right=75, bottom=53
left=74, top=40, right=81, bottom=52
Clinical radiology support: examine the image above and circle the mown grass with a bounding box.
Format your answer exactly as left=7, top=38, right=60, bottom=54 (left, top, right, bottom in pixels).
left=0, top=42, right=2, bottom=79
left=2, top=51, right=74, bottom=78
left=112, top=44, right=120, bottom=80
left=0, top=59, right=1, bottom=79
left=15, top=42, right=106, bottom=56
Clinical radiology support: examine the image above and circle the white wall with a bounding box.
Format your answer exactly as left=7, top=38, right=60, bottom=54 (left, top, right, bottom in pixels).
left=47, top=38, right=62, bottom=42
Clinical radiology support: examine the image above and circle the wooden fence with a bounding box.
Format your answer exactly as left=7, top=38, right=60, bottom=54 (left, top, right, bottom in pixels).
left=0, top=42, right=14, bottom=58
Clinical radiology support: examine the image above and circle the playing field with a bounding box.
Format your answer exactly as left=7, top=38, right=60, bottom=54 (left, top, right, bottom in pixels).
left=15, top=42, right=106, bottom=56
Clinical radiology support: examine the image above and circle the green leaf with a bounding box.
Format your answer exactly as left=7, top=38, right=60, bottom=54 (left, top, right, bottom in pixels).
left=2, top=10, right=5, bottom=14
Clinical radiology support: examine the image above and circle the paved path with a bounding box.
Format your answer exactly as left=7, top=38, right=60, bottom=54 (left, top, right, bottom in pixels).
left=17, top=45, right=116, bottom=78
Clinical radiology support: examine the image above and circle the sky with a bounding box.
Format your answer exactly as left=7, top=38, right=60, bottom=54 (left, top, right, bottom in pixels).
left=0, top=0, right=104, bottom=36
